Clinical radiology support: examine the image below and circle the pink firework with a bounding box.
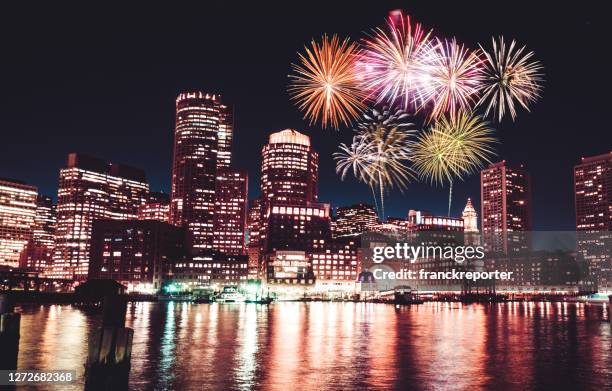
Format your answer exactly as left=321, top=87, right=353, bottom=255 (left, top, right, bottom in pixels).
left=357, top=11, right=434, bottom=112
left=422, top=38, right=483, bottom=120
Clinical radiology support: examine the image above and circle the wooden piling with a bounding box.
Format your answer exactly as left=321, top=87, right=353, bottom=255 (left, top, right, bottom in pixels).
left=0, top=293, right=20, bottom=370
left=85, top=295, right=133, bottom=390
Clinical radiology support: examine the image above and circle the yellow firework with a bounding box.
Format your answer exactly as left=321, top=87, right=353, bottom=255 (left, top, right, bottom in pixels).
left=289, top=35, right=366, bottom=129
left=412, top=110, right=497, bottom=214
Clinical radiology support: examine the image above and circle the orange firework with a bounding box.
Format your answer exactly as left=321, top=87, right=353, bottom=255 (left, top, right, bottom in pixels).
left=289, top=35, right=366, bottom=130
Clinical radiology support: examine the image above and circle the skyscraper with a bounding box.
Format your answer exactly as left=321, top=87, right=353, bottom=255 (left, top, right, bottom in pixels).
left=246, top=198, right=262, bottom=279
left=260, top=129, right=318, bottom=207
left=170, top=92, right=232, bottom=251
left=51, top=153, right=148, bottom=279
left=213, top=168, right=248, bottom=255
left=480, top=161, right=531, bottom=253
left=574, top=151, right=612, bottom=230
left=574, top=151, right=612, bottom=290
left=20, top=195, right=56, bottom=271
left=333, top=203, right=378, bottom=237
left=0, top=178, right=37, bottom=267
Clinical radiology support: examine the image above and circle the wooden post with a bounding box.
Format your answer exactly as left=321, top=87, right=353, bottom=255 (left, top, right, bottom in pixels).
left=609, top=295, right=611, bottom=323
left=85, top=295, right=133, bottom=390
left=0, top=293, right=20, bottom=370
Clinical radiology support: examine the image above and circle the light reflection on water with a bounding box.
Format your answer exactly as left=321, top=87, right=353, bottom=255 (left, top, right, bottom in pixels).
left=15, top=302, right=612, bottom=390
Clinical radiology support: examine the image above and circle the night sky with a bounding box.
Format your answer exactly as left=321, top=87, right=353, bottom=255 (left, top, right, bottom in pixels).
left=1, top=2, right=608, bottom=230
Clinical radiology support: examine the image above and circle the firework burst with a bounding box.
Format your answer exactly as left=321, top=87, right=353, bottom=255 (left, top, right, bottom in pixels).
left=477, top=36, right=544, bottom=122
left=412, top=110, right=497, bottom=215
left=422, top=38, right=483, bottom=120
left=334, top=107, right=416, bottom=218
left=357, top=11, right=434, bottom=112
left=288, top=34, right=366, bottom=130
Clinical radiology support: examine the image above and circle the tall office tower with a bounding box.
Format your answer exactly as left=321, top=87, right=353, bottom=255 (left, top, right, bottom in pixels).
left=0, top=179, right=37, bottom=267
left=246, top=198, right=262, bottom=278
left=20, top=195, right=56, bottom=271
left=574, top=152, right=612, bottom=230
left=170, top=92, right=232, bottom=251
left=574, top=151, right=612, bottom=290
left=138, top=191, right=170, bottom=222
left=481, top=161, right=531, bottom=253
left=212, top=169, right=248, bottom=255
left=462, top=198, right=479, bottom=233
left=260, top=129, right=318, bottom=207
left=51, top=153, right=148, bottom=280
left=333, top=203, right=378, bottom=237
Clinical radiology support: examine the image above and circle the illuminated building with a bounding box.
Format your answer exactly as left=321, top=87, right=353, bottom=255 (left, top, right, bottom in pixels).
left=138, top=191, right=170, bottom=222
left=51, top=153, right=148, bottom=280
left=246, top=198, right=262, bottom=279
left=462, top=198, right=479, bottom=233
left=480, top=161, right=531, bottom=253
left=407, top=210, right=464, bottom=232
left=258, top=129, right=319, bottom=278
left=310, top=237, right=359, bottom=282
left=170, top=91, right=232, bottom=251
left=574, top=151, right=612, bottom=231
left=170, top=252, right=248, bottom=287
left=213, top=168, right=248, bottom=255
left=260, top=129, right=318, bottom=207
left=19, top=195, right=56, bottom=271
left=0, top=178, right=37, bottom=267
left=333, top=203, right=378, bottom=237
left=265, top=250, right=313, bottom=284
left=262, top=203, right=331, bottom=253
left=88, top=219, right=186, bottom=292
left=574, top=152, right=612, bottom=290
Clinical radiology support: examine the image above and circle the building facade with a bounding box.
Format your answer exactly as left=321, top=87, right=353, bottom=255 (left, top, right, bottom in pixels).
left=213, top=168, right=248, bottom=255
left=19, top=195, right=56, bottom=271
left=481, top=161, right=531, bottom=254
left=574, top=152, right=612, bottom=231
left=170, top=92, right=232, bottom=251
left=0, top=179, right=37, bottom=267
left=333, top=203, right=378, bottom=237
left=51, top=153, right=148, bottom=279
left=88, top=219, right=186, bottom=292
left=260, top=129, right=318, bottom=207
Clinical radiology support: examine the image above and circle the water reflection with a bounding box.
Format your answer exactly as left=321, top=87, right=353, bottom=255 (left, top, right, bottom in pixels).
left=15, top=302, right=612, bottom=390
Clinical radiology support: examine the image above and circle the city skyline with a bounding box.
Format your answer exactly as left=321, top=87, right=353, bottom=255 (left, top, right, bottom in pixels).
left=1, top=2, right=609, bottom=230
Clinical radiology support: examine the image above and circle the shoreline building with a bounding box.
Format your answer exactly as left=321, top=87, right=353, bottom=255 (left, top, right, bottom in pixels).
left=0, top=178, right=37, bottom=267
left=20, top=195, right=56, bottom=271
left=574, top=151, right=612, bottom=290
left=170, top=92, right=233, bottom=251
left=481, top=161, right=532, bottom=254
left=213, top=168, right=248, bottom=256
left=51, top=153, right=148, bottom=280
left=88, top=219, right=186, bottom=293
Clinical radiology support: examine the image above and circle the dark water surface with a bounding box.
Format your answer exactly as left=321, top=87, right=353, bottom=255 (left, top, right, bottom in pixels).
left=15, top=302, right=612, bottom=390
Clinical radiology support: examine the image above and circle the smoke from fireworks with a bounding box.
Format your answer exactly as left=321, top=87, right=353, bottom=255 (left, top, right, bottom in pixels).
left=412, top=111, right=497, bottom=215
left=334, top=107, right=416, bottom=218
left=289, top=35, right=366, bottom=129
left=477, top=37, right=544, bottom=122
left=358, top=11, right=434, bottom=112
left=422, top=38, right=483, bottom=120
